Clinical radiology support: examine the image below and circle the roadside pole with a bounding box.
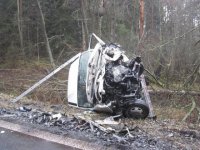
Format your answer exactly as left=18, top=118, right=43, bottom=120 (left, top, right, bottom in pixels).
left=12, top=53, right=81, bottom=103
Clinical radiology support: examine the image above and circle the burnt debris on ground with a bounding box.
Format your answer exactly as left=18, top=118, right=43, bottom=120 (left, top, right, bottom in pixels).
left=0, top=107, right=197, bottom=150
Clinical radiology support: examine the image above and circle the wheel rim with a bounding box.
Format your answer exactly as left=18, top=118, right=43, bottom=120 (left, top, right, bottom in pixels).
left=125, top=104, right=149, bottom=119
left=129, top=107, right=143, bottom=114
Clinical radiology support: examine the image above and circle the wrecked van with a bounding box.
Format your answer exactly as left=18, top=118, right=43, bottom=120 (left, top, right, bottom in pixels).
left=68, top=34, right=150, bottom=119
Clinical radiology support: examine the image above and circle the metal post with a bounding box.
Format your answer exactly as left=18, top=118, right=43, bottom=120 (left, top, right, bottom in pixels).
left=12, top=53, right=81, bottom=103
left=141, top=74, right=156, bottom=118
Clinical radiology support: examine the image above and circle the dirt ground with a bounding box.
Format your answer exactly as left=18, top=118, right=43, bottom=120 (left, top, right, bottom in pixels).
left=0, top=66, right=200, bottom=149
left=0, top=92, right=200, bottom=150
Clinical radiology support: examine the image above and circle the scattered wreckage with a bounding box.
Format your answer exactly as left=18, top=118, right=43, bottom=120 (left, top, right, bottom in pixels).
left=0, top=107, right=171, bottom=149
left=12, top=33, right=154, bottom=119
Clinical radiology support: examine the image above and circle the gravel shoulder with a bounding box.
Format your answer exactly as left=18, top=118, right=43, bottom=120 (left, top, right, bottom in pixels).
left=0, top=93, right=200, bottom=150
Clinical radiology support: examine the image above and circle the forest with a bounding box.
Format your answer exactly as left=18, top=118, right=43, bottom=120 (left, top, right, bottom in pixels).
left=1, top=0, right=200, bottom=117
left=0, top=0, right=200, bottom=149
left=1, top=0, right=200, bottom=85
left=0, top=0, right=200, bottom=126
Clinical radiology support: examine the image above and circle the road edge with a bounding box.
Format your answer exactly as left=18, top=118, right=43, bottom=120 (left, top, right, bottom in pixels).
left=0, top=120, right=109, bottom=150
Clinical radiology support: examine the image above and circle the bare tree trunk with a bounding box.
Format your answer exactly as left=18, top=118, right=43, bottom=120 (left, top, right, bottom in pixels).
left=36, top=23, right=40, bottom=62
left=98, top=0, right=105, bottom=37
left=110, top=17, right=115, bottom=42
left=139, top=0, right=144, bottom=39
left=154, top=0, right=164, bottom=78
left=36, top=0, right=55, bottom=68
left=99, top=17, right=103, bottom=37
left=17, top=0, right=24, bottom=56
left=110, top=0, right=116, bottom=42
left=81, top=0, right=89, bottom=50
left=129, top=0, right=136, bottom=47
left=81, top=0, right=89, bottom=39
left=138, top=0, right=144, bottom=55
left=81, top=21, right=86, bottom=51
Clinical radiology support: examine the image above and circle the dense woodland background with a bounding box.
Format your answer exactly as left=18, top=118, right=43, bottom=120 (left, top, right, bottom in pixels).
left=1, top=2, right=200, bottom=147
left=0, top=0, right=200, bottom=90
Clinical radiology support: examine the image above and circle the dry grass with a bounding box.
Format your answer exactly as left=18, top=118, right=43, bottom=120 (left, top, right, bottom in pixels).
left=0, top=61, right=200, bottom=123
left=154, top=105, right=186, bottom=120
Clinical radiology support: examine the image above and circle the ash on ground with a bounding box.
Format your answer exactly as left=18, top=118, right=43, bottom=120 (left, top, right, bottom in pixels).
left=0, top=105, right=199, bottom=150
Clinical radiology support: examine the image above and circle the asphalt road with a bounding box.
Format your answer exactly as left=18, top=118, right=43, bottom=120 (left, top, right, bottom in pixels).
left=0, top=127, right=79, bottom=150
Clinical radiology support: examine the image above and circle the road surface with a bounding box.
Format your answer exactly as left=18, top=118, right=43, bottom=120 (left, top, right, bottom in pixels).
left=0, top=127, right=79, bottom=150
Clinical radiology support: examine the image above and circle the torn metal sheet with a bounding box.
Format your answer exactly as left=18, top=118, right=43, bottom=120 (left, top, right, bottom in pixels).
left=93, top=103, right=113, bottom=114
left=68, top=34, right=153, bottom=119
left=12, top=33, right=154, bottom=120
left=75, top=112, right=125, bottom=133
left=18, top=106, right=32, bottom=112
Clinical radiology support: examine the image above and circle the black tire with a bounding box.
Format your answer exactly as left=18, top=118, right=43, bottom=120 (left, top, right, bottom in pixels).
left=124, top=100, right=149, bottom=119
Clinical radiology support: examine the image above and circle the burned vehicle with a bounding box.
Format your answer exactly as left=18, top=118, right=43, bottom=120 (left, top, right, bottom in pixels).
left=12, top=33, right=153, bottom=119
left=68, top=34, right=150, bottom=119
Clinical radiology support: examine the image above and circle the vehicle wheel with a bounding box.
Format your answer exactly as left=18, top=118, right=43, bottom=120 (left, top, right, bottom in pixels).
left=124, top=101, right=149, bottom=119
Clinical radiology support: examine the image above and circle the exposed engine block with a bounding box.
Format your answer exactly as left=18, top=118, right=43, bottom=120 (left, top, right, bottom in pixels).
left=91, top=44, right=149, bottom=119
